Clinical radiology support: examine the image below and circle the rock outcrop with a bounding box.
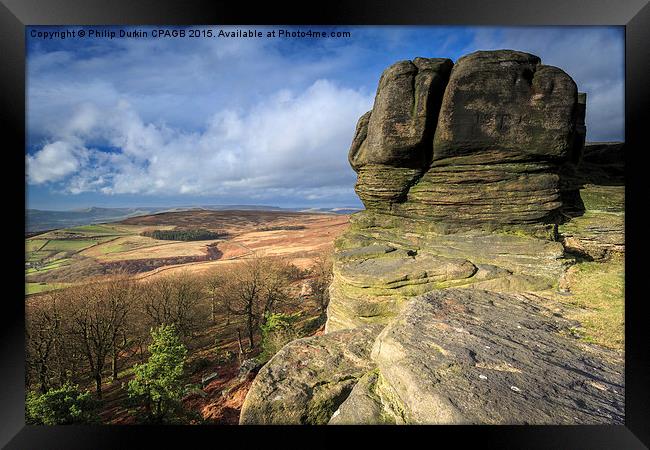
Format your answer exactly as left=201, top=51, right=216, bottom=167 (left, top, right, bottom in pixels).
left=239, top=50, right=624, bottom=426
left=349, top=58, right=453, bottom=209
left=351, top=50, right=586, bottom=236
left=558, top=142, right=625, bottom=261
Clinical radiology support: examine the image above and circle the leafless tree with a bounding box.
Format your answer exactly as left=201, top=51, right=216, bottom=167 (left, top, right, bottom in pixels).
left=308, top=250, right=333, bottom=316
left=204, top=272, right=224, bottom=324
left=26, top=293, right=61, bottom=393
left=222, top=256, right=293, bottom=350
left=140, top=272, right=205, bottom=338
left=67, top=276, right=135, bottom=398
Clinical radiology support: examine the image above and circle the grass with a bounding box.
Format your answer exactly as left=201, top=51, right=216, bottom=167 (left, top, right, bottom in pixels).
left=26, top=258, right=72, bottom=273
left=63, top=224, right=128, bottom=236
left=97, top=238, right=157, bottom=255
left=579, top=185, right=625, bottom=213
left=26, top=250, right=57, bottom=262
left=550, top=256, right=624, bottom=350
left=42, top=239, right=99, bottom=252
left=26, top=239, right=48, bottom=252
left=28, top=236, right=117, bottom=261
left=25, top=282, right=70, bottom=295
left=26, top=235, right=118, bottom=282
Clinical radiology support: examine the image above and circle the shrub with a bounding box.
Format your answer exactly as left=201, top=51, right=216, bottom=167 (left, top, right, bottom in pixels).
left=259, top=312, right=302, bottom=363
left=127, top=324, right=188, bottom=423
left=26, top=383, right=100, bottom=425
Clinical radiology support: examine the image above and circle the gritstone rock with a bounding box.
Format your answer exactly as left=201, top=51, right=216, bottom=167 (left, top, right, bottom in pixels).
left=239, top=50, right=624, bottom=426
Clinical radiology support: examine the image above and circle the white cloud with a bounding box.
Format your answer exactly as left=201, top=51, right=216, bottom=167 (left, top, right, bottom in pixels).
left=26, top=26, right=624, bottom=208
left=27, top=79, right=373, bottom=201
left=26, top=140, right=86, bottom=184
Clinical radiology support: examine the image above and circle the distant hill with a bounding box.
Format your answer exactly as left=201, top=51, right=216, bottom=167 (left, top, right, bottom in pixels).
left=27, top=207, right=161, bottom=232
left=297, top=207, right=363, bottom=215
left=26, top=205, right=360, bottom=232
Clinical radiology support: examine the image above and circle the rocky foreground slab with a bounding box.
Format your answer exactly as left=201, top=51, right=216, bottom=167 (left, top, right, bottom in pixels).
left=240, top=289, right=623, bottom=425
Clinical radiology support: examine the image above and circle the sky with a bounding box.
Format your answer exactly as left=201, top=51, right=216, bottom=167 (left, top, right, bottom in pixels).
left=25, top=25, right=624, bottom=210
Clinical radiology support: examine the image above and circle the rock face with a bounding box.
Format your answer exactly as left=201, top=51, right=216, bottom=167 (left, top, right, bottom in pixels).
left=558, top=142, right=624, bottom=261
left=327, top=227, right=569, bottom=331
left=241, top=290, right=624, bottom=425
left=349, top=58, right=453, bottom=209
left=328, top=49, right=589, bottom=331
left=239, top=50, right=624, bottom=425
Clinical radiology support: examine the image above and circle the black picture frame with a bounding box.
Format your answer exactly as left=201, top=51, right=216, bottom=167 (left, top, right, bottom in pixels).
left=2, top=0, right=648, bottom=447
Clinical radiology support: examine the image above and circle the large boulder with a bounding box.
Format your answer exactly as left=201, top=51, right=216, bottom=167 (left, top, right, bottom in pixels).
left=326, top=225, right=569, bottom=332
left=351, top=50, right=585, bottom=234
left=241, top=290, right=624, bottom=425
left=433, top=50, right=579, bottom=162
left=329, top=49, right=587, bottom=330
left=239, top=325, right=382, bottom=424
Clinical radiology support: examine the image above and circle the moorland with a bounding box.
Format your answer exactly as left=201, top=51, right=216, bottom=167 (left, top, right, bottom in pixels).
left=25, top=209, right=348, bottom=424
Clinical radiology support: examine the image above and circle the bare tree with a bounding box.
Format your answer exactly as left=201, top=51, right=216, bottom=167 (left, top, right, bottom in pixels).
left=141, top=272, right=205, bottom=338
left=204, top=272, right=224, bottom=324
left=308, top=251, right=333, bottom=316
left=67, top=276, right=135, bottom=398
left=26, top=293, right=61, bottom=393
left=27, top=288, right=97, bottom=395
left=222, top=256, right=292, bottom=350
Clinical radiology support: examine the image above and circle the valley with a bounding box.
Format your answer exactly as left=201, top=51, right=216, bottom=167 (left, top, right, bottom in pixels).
left=25, top=210, right=349, bottom=294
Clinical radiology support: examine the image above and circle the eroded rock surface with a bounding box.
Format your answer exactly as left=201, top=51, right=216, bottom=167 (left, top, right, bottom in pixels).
left=351, top=50, right=585, bottom=235
left=558, top=143, right=625, bottom=260
left=332, top=290, right=624, bottom=425
left=350, top=58, right=453, bottom=209
left=326, top=225, right=569, bottom=332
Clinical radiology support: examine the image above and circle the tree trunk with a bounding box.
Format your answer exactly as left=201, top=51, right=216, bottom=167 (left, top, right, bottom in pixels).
left=39, top=365, right=48, bottom=394
left=95, top=373, right=103, bottom=399
left=111, top=345, right=118, bottom=381
left=237, top=328, right=245, bottom=362
left=247, top=314, right=254, bottom=350
left=211, top=297, right=216, bottom=324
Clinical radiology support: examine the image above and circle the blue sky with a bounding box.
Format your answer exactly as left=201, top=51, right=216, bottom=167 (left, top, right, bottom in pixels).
left=26, top=25, right=624, bottom=210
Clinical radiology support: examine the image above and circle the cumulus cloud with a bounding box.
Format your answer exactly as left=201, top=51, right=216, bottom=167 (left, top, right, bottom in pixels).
left=26, top=140, right=86, bottom=184
left=27, top=79, right=372, bottom=201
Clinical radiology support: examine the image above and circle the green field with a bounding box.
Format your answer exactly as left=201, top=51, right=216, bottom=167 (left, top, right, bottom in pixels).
left=65, top=224, right=129, bottom=236
left=25, top=282, right=70, bottom=295
left=25, top=225, right=127, bottom=289
left=26, top=250, right=56, bottom=262
left=26, top=239, right=48, bottom=252
left=41, top=239, right=99, bottom=252
left=26, top=258, right=72, bottom=274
